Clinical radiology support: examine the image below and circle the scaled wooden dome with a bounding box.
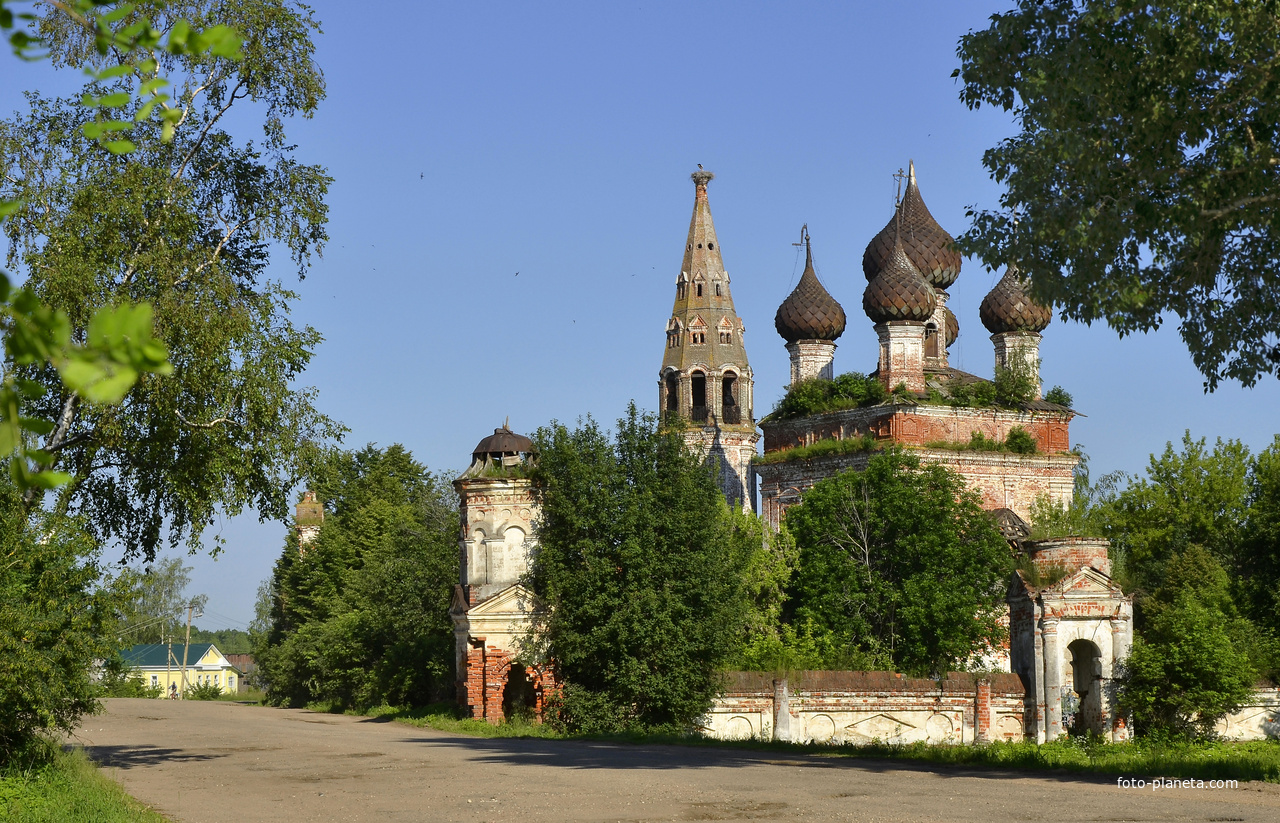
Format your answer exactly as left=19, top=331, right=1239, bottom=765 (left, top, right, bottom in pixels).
left=944, top=307, right=959, bottom=348
left=863, top=238, right=937, bottom=323
left=979, top=264, right=1053, bottom=334
left=862, top=163, right=962, bottom=290
left=775, top=239, right=846, bottom=343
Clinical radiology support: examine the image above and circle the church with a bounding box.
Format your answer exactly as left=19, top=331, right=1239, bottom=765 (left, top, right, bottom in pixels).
left=445, top=166, right=1142, bottom=743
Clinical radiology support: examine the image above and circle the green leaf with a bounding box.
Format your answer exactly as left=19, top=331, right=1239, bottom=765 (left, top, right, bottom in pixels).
left=103, top=139, right=137, bottom=154
left=0, top=199, right=21, bottom=218
left=98, top=92, right=131, bottom=108
left=19, top=416, right=54, bottom=436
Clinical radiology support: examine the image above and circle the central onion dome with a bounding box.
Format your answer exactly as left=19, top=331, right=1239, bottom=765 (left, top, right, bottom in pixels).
left=863, top=234, right=937, bottom=323
left=862, top=161, right=962, bottom=290
left=979, top=263, right=1053, bottom=334
left=775, top=230, right=846, bottom=343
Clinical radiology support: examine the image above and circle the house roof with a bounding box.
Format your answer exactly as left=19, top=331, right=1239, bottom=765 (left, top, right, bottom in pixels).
left=121, top=643, right=223, bottom=668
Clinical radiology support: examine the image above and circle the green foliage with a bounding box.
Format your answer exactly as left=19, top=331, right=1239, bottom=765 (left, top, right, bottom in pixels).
left=187, top=627, right=250, bottom=654
left=783, top=449, right=1014, bottom=676
left=1, top=744, right=170, bottom=823
left=110, top=557, right=199, bottom=645
left=937, top=379, right=998, bottom=409
left=0, top=0, right=250, bottom=494
left=1, top=0, right=341, bottom=559
left=1044, top=385, right=1073, bottom=407
left=1240, top=436, right=1280, bottom=640
left=1004, top=426, right=1037, bottom=454
left=925, top=427, right=1038, bottom=454
left=993, top=359, right=1039, bottom=407
left=183, top=681, right=223, bottom=700
left=1118, top=594, right=1256, bottom=738
left=729, top=617, right=890, bottom=673
left=767, top=372, right=886, bottom=421
left=255, top=445, right=459, bottom=711
left=1028, top=449, right=1122, bottom=540
left=957, top=0, right=1280, bottom=388
left=526, top=404, right=753, bottom=732
left=0, top=484, right=117, bottom=762
left=1107, top=433, right=1253, bottom=597
left=752, top=434, right=878, bottom=465
left=1014, top=558, right=1070, bottom=589
left=95, top=657, right=161, bottom=698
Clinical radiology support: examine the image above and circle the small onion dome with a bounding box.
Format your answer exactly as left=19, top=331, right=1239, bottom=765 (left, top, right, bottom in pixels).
left=862, top=162, right=962, bottom=290
left=944, top=307, right=959, bottom=348
left=863, top=236, right=937, bottom=323
left=775, top=234, right=846, bottom=343
left=472, top=424, right=535, bottom=459
left=979, top=263, right=1053, bottom=334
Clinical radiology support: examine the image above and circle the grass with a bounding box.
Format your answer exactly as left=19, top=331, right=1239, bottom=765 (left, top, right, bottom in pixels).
left=831, top=736, right=1280, bottom=784
left=353, top=702, right=561, bottom=738
left=0, top=745, right=169, bottom=822
left=753, top=435, right=879, bottom=465
left=333, top=701, right=1280, bottom=784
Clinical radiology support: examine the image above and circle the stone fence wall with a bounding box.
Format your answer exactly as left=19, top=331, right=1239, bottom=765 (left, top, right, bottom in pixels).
left=704, top=672, right=1280, bottom=744
left=704, top=671, right=1029, bottom=744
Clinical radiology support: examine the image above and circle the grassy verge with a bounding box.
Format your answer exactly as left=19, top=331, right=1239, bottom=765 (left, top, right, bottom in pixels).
left=0, top=745, right=168, bottom=822
left=332, top=702, right=1280, bottom=784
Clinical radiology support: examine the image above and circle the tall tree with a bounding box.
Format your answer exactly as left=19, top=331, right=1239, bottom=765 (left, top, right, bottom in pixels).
left=783, top=449, right=1013, bottom=677
left=0, top=0, right=341, bottom=560
left=256, top=445, right=459, bottom=710
left=1102, top=432, right=1253, bottom=597
left=527, top=406, right=753, bottom=732
left=957, top=0, right=1280, bottom=388
left=0, top=483, right=116, bottom=759
left=113, top=557, right=202, bottom=645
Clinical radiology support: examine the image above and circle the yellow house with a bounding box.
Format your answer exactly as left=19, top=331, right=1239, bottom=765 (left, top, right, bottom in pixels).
left=120, top=643, right=241, bottom=696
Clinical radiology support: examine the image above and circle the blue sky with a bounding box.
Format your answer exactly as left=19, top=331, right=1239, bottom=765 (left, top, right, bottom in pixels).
left=5, top=1, right=1278, bottom=629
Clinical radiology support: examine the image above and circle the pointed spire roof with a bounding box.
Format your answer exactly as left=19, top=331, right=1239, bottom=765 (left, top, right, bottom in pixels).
left=980, top=263, right=1053, bottom=334
left=863, top=231, right=937, bottom=324
left=661, top=170, right=751, bottom=375
left=775, top=228, right=846, bottom=343
left=862, top=161, right=963, bottom=289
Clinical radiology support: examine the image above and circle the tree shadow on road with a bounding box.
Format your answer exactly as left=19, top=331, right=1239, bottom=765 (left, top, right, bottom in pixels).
left=394, top=733, right=1132, bottom=786
left=74, top=744, right=229, bottom=770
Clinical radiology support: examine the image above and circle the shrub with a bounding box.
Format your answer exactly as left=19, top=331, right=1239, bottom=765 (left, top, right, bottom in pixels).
left=184, top=682, right=224, bottom=700
left=1005, top=426, right=1038, bottom=454
left=768, top=373, right=886, bottom=421
left=1044, top=385, right=1074, bottom=407
left=993, top=359, right=1039, bottom=406
left=752, top=435, right=878, bottom=465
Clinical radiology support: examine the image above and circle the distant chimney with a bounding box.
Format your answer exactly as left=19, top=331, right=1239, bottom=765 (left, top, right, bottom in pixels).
left=295, top=490, right=323, bottom=551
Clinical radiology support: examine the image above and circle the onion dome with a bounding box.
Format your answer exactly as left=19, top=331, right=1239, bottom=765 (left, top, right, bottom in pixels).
left=472, top=423, right=535, bottom=459
left=775, top=229, right=846, bottom=343
left=979, top=263, right=1053, bottom=334
left=862, top=161, right=962, bottom=290
left=863, top=234, right=937, bottom=323
left=944, top=307, right=959, bottom=348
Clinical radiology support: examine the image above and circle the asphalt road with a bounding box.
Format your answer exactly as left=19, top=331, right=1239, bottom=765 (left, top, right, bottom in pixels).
left=73, top=699, right=1280, bottom=822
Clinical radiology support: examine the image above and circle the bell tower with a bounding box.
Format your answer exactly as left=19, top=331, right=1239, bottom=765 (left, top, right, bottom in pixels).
left=657, top=170, right=760, bottom=509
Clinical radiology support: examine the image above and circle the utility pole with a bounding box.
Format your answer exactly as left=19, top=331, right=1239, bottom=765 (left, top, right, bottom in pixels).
left=166, top=632, right=173, bottom=698
left=179, top=602, right=194, bottom=699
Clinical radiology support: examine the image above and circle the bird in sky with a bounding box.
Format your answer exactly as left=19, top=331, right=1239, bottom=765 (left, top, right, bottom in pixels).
left=515, top=271, right=519, bottom=277
left=697, top=163, right=703, bottom=170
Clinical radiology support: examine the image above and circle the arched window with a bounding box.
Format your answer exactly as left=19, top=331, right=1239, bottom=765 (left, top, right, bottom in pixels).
left=665, top=372, right=679, bottom=412
left=722, top=372, right=740, bottom=424
left=696, top=283, right=703, bottom=297
left=677, top=284, right=686, bottom=299
left=691, top=372, right=707, bottom=421
left=715, top=282, right=722, bottom=297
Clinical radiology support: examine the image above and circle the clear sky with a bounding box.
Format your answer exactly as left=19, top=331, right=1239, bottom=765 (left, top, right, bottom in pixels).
left=5, top=1, right=1278, bottom=630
